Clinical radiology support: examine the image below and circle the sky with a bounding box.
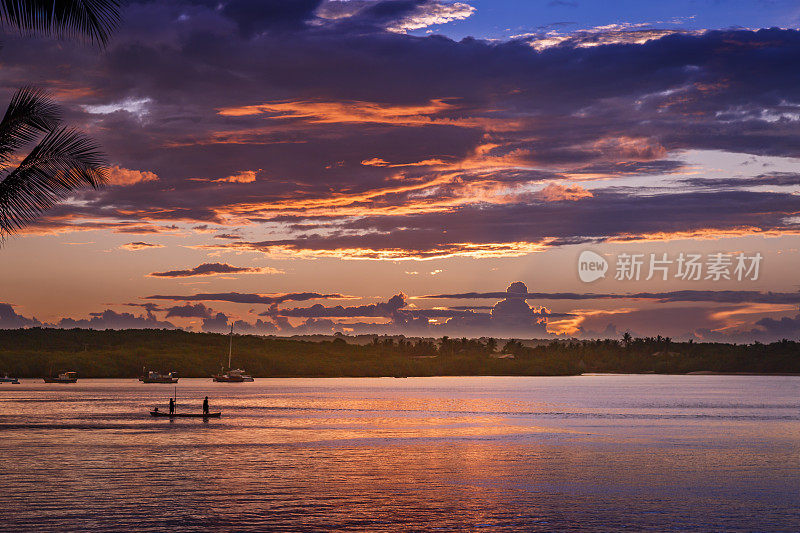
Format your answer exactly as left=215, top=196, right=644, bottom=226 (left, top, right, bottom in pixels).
left=1, top=0, right=800, bottom=341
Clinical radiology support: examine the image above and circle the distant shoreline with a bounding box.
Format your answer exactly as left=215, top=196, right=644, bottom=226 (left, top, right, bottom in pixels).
left=5, top=373, right=800, bottom=382
left=2, top=328, right=799, bottom=378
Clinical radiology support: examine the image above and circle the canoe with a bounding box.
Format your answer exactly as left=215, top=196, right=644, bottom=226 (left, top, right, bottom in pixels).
left=149, top=410, right=221, bottom=418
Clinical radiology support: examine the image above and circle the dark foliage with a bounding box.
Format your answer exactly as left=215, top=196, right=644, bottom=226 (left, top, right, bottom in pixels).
left=0, top=328, right=798, bottom=378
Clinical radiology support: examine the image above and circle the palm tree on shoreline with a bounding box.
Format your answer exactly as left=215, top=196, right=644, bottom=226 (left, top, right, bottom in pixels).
left=622, top=331, right=632, bottom=348
left=0, top=0, right=122, bottom=241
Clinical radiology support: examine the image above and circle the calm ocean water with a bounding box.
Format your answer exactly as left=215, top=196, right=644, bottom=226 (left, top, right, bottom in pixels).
left=1, top=375, right=799, bottom=532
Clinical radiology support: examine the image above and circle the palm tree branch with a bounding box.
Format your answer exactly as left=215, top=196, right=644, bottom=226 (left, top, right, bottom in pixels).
left=0, top=86, right=60, bottom=167
left=0, top=0, right=122, bottom=46
left=0, top=125, right=107, bottom=234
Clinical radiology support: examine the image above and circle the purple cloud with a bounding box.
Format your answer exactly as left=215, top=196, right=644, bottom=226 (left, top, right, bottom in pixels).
left=148, top=262, right=270, bottom=278
left=146, top=292, right=346, bottom=304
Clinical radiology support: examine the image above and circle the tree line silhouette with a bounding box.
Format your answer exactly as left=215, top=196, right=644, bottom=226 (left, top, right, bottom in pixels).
left=0, top=328, right=798, bottom=378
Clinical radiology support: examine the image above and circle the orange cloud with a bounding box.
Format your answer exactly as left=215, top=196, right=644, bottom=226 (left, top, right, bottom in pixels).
left=120, top=242, right=165, bottom=251
left=216, top=170, right=258, bottom=183
left=592, top=136, right=667, bottom=161
left=198, top=239, right=555, bottom=261
left=215, top=99, right=519, bottom=132
left=547, top=307, right=639, bottom=335
left=361, top=158, right=446, bottom=167
left=22, top=215, right=181, bottom=237
left=107, top=166, right=158, bottom=186
left=708, top=303, right=798, bottom=330
left=534, top=183, right=593, bottom=202
left=608, top=227, right=800, bottom=244
left=217, top=99, right=455, bottom=123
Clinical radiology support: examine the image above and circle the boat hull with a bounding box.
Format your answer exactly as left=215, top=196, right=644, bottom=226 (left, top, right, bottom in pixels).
left=213, top=375, right=243, bottom=382
left=0, top=378, right=19, bottom=384
left=149, top=411, right=220, bottom=418
left=212, top=374, right=254, bottom=382
left=43, top=378, right=77, bottom=383
left=139, top=378, right=179, bottom=383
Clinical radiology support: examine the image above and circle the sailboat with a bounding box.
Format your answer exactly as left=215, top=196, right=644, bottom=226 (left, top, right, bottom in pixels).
left=212, top=325, right=254, bottom=382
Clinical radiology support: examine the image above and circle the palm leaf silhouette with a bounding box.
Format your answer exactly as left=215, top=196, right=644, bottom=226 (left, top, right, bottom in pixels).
left=0, top=87, right=107, bottom=239
left=0, top=0, right=122, bottom=46
left=0, top=86, right=59, bottom=166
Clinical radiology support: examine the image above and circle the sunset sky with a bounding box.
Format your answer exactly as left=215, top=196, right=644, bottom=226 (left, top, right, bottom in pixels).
left=1, top=0, right=800, bottom=341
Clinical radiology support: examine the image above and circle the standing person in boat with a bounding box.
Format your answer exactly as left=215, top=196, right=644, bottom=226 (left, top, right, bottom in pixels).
left=169, top=397, right=175, bottom=415
left=203, top=396, right=209, bottom=415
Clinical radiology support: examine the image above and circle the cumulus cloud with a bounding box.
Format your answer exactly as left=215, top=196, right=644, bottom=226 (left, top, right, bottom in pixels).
left=233, top=318, right=279, bottom=335
left=164, top=303, right=215, bottom=319
left=316, top=0, right=475, bottom=33
left=750, top=308, right=800, bottom=339
left=202, top=312, right=231, bottom=333
left=261, top=283, right=556, bottom=337
left=516, top=23, right=702, bottom=51
left=268, top=293, right=408, bottom=318
left=106, top=166, right=158, bottom=186
left=148, top=262, right=281, bottom=278
left=0, top=304, right=42, bottom=328
left=385, top=1, right=476, bottom=33
left=56, top=309, right=177, bottom=330
left=215, top=170, right=258, bottom=183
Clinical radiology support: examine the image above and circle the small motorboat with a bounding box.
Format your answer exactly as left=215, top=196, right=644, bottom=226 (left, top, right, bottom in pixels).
left=139, top=370, right=179, bottom=384
left=149, top=409, right=220, bottom=418
left=0, top=374, right=19, bottom=384
left=43, top=371, right=78, bottom=383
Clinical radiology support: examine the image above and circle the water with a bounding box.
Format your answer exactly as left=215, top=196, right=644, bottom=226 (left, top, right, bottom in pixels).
left=1, top=375, right=799, bottom=531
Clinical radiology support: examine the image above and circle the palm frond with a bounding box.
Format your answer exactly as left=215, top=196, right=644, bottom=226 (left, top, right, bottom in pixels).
left=0, top=125, right=107, bottom=236
left=0, top=0, right=122, bottom=46
left=0, top=86, right=60, bottom=167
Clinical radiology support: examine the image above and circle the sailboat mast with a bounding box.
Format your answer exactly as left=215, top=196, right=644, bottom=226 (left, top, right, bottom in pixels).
left=228, top=324, right=233, bottom=369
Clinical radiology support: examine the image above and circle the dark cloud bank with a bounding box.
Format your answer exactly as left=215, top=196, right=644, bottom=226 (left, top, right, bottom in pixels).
left=4, top=2, right=800, bottom=256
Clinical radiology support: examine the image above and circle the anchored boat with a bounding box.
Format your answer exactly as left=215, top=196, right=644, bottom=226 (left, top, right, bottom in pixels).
left=1, top=374, right=19, bottom=384
left=139, top=370, right=179, bottom=383
left=43, top=371, right=78, bottom=383
left=212, top=326, right=254, bottom=382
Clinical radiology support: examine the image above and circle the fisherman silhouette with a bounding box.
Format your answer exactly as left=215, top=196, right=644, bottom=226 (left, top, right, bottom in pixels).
left=169, top=397, right=175, bottom=415
left=203, top=396, right=209, bottom=415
